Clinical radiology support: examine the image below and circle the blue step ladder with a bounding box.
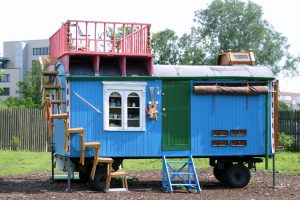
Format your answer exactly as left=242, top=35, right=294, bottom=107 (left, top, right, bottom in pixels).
left=162, top=155, right=201, bottom=193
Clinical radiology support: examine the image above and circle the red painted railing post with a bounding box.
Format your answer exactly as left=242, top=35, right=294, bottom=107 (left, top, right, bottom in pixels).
left=94, top=22, right=97, bottom=52
left=103, top=23, right=106, bottom=52
left=131, top=24, right=134, bottom=53
left=75, top=21, right=78, bottom=51
left=85, top=22, right=88, bottom=51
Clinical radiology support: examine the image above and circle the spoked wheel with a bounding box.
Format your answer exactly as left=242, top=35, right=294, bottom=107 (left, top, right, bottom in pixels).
left=226, top=164, right=251, bottom=188
left=89, top=165, right=107, bottom=192
left=213, top=166, right=227, bottom=183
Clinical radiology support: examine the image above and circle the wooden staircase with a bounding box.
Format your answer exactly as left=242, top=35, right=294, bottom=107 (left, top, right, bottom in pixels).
left=40, top=56, right=125, bottom=191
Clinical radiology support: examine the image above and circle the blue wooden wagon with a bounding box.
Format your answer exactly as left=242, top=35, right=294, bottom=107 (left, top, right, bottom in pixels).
left=40, top=20, right=278, bottom=192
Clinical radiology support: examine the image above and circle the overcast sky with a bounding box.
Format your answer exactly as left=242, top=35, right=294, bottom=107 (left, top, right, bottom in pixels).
left=0, top=0, right=299, bottom=92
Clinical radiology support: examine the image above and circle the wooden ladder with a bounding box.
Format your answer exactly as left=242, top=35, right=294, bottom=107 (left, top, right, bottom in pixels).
left=162, top=155, right=201, bottom=193
left=40, top=56, right=117, bottom=190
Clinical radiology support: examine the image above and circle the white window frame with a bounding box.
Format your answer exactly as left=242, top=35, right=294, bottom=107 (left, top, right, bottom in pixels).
left=103, top=81, right=147, bottom=131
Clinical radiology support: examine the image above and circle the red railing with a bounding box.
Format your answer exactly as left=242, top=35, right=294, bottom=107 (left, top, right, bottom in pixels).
left=49, top=20, right=151, bottom=58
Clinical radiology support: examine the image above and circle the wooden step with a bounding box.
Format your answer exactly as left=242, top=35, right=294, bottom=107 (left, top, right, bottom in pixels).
left=84, top=142, right=100, bottom=148
left=42, top=85, right=62, bottom=90
left=41, top=71, right=59, bottom=76
left=51, top=113, right=68, bottom=119
left=111, top=171, right=128, bottom=177
left=50, top=100, right=63, bottom=104
left=67, top=127, right=84, bottom=134
left=110, top=170, right=128, bottom=191
left=97, top=157, right=113, bottom=164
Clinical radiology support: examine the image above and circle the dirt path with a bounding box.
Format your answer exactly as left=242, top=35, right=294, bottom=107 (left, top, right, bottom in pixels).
left=0, top=169, right=299, bottom=200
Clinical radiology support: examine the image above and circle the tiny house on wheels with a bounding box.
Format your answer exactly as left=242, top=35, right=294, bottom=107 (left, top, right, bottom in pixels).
left=41, top=20, right=278, bottom=193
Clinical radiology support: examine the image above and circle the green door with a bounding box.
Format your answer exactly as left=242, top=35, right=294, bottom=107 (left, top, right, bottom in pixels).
left=162, top=80, right=191, bottom=150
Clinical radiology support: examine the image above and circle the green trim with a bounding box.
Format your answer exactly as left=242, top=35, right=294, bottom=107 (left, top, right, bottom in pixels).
left=265, top=92, right=270, bottom=170
left=66, top=75, right=274, bottom=81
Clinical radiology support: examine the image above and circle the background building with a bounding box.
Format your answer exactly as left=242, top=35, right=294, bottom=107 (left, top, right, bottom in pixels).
left=0, top=39, right=49, bottom=100
left=279, top=91, right=300, bottom=106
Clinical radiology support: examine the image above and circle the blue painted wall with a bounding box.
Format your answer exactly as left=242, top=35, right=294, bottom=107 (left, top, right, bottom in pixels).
left=68, top=80, right=163, bottom=158
left=51, top=59, right=272, bottom=158
left=191, top=92, right=266, bottom=156
left=53, top=63, right=68, bottom=156
left=62, top=79, right=269, bottom=158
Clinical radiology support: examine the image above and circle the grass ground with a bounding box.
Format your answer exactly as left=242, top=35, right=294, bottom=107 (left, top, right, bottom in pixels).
left=0, top=151, right=299, bottom=176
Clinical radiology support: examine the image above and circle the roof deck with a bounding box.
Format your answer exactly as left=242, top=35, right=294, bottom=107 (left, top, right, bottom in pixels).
left=50, top=20, right=153, bottom=76
left=50, top=20, right=152, bottom=58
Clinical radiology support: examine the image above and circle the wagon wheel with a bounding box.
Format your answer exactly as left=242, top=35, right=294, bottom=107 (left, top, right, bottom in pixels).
left=79, top=165, right=92, bottom=183
left=213, top=166, right=227, bottom=183
left=89, top=165, right=107, bottom=192
left=226, top=164, right=251, bottom=188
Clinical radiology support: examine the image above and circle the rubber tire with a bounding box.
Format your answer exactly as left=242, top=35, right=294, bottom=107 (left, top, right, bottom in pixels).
left=226, top=164, right=251, bottom=188
left=213, top=166, right=227, bottom=183
left=89, top=165, right=107, bottom=192
left=79, top=166, right=92, bottom=183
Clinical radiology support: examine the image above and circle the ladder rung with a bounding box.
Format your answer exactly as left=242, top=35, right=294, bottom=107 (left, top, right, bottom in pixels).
left=171, top=184, right=198, bottom=186
left=166, top=161, right=192, bottom=164
left=41, top=71, right=59, bottom=76
left=50, top=100, right=63, bottom=104
left=84, top=142, right=100, bottom=148
left=169, top=172, right=194, bottom=175
left=51, top=113, right=68, bottom=119
left=42, top=85, right=62, bottom=89
left=67, top=127, right=84, bottom=133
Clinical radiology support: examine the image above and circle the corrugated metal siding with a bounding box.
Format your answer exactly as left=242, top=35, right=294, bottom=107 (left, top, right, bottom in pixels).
left=191, top=92, right=266, bottom=156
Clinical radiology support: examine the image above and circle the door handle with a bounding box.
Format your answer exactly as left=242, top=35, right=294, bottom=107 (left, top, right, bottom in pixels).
left=162, top=108, right=166, bottom=112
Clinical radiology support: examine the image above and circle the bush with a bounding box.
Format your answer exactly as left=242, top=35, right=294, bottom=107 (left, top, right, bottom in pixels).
left=11, top=136, right=21, bottom=151
left=279, top=133, right=295, bottom=151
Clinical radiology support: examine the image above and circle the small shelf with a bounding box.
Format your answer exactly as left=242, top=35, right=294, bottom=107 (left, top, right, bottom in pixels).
left=128, top=107, right=140, bottom=109
left=109, top=106, right=122, bottom=109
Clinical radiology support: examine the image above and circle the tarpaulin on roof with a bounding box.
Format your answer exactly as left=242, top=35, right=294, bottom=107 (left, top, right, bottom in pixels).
left=193, top=85, right=269, bottom=95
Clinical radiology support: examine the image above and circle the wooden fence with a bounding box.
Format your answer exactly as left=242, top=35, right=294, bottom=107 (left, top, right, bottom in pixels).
left=0, top=109, right=299, bottom=152
left=278, top=110, right=300, bottom=151
left=0, top=109, right=48, bottom=152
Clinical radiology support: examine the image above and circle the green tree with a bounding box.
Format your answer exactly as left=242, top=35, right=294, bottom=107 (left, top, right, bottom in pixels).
left=151, top=29, right=179, bottom=65
left=16, top=61, right=42, bottom=108
left=1, top=97, right=37, bottom=108
left=2, top=61, right=42, bottom=109
left=278, top=101, right=292, bottom=111
left=0, top=69, right=5, bottom=92
left=178, top=27, right=206, bottom=65
left=192, top=0, right=299, bottom=74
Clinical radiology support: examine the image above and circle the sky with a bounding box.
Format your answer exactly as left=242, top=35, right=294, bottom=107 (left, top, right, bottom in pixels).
left=0, top=0, right=299, bottom=92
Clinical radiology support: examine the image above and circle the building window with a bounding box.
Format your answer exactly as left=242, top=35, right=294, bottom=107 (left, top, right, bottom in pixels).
left=33, top=47, right=49, bottom=55
left=103, top=81, right=146, bottom=131
left=0, top=74, right=10, bottom=82
left=0, top=88, right=10, bottom=96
